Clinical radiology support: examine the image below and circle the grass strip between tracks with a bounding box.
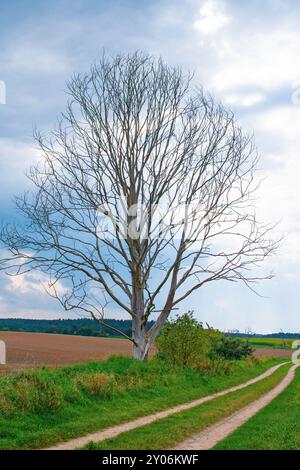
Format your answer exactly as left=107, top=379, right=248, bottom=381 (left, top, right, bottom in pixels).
left=214, top=365, right=300, bottom=450
left=82, top=363, right=291, bottom=450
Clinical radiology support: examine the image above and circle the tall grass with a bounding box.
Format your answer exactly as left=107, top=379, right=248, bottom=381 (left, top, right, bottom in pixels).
left=0, top=355, right=284, bottom=449
left=0, top=355, right=274, bottom=418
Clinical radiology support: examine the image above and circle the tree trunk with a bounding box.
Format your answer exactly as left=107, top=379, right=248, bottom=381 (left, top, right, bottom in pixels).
left=132, top=314, right=166, bottom=360
left=132, top=339, right=148, bottom=360
left=132, top=315, right=148, bottom=360
left=131, top=252, right=148, bottom=360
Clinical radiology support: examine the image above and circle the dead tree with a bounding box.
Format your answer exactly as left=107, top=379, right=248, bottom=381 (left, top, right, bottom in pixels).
left=0, top=52, right=278, bottom=360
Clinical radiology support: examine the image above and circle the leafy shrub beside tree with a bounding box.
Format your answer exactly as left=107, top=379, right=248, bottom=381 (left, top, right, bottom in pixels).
left=156, top=311, right=253, bottom=367
left=156, top=312, right=222, bottom=367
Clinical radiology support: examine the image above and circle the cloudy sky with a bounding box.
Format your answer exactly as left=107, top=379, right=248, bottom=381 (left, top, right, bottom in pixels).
left=0, top=0, right=300, bottom=333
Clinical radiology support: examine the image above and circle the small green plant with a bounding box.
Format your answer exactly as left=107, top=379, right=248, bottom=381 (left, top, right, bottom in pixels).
left=210, top=336, right=254, bottom=360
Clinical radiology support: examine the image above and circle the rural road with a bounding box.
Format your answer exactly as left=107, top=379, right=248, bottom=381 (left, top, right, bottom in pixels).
left=45, top=362, right=288, bottom=450
left=173, top=363, right=299, bottom=450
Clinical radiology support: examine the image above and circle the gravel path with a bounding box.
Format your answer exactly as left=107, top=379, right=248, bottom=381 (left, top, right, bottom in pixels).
left=174, top=363, right=298, bottom=450
left=45, top=362, right=287, bottom=450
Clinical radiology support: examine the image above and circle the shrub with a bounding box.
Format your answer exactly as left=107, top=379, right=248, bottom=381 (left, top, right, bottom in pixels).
left=156, top=311, right=222, bottom=367
left=210, top=336, right=254, bottom=360
left=0, top=395, right=15, bottom=416
left=4, top=372, right=64, bottom=413
left=75, top=372, right=116, bottom=398
left=33, top=379, right=63, bottom=412
left=198, top=358, right=234, bottom=376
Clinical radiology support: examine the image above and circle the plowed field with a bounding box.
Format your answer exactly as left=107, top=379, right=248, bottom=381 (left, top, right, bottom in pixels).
left=0, top=331, right=132, bottom=373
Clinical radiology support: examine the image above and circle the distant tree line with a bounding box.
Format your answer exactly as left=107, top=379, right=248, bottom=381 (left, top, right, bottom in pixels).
left=225, top=332, right=300, bottom=339
left=0, top=318, right=153, bottom=338
left=0, top=318, right=298, bottom=340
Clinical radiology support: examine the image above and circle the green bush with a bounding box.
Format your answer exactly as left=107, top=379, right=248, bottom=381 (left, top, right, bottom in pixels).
left=76, top=372, right=116, bottom=398
left=198, top=358, right=234, bottom=376
left=156, top=312, right=222, bottom=367
left=210, top=336, right=254, bottom=360
left=0, top=371, right=64, bottom=415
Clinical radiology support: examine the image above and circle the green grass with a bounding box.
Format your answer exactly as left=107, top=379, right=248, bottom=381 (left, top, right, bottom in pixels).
left=240, top=337, right=299, bottom=349
left=82, top=363, right=291, bottom=450
left=214, top=365, right=300, bottom=450
left=0, top=356, right=283, bottom=450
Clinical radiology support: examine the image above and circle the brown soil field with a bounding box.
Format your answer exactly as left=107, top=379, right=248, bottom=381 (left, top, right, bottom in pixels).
left=0, top=331, right=132, bottom=373
left=253, top=347, right=291, bottom=358
left=0, top=331, right=292, bottom=374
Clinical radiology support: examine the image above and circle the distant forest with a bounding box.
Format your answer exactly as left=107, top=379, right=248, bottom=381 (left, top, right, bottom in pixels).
left=0, top=318, right=155, bottom=338
left=227, top=332, right=300, bottom=339
left=0, top=318, right=298, bottom=339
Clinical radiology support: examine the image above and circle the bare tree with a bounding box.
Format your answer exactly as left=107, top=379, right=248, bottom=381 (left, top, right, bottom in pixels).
left=244, top=327, right=255, bottom=338
left=0, top=52, right=278, bottom=360
left=279, top=329, right=287, bottom=349
left=227, top=329, right=240, bottom=337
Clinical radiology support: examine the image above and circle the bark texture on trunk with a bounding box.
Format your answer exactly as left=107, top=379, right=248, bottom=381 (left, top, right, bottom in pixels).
left=132, top=316, right=148, bottom=360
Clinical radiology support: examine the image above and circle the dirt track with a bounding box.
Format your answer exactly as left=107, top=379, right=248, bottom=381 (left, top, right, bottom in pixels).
left=174, top=363, right=298, bottom=450
left=0, top=331, right=132, bottom=373
left=46, top=362, right=287, bottom=450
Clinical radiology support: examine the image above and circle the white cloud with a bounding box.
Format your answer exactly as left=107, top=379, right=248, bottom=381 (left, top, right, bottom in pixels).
left=253, top=105, right=300, bottom=141
left=0, top=138, right=39, bottom=171
left=194, top=0, right=231, bottom=35
left=211, top=28, right=300, bottom=93
left=5, top=272, right=67, bottom=297
left=0, top=303, right=68, bottom=319
left=0, top=139, right=40, bottom=203
left=224, top=92, right=266, bottom=107
left=218, top=302, right=283, bottom=334
left=7, top=43, right=70, bottom=76
left=239, top=106, right=300, bottom=262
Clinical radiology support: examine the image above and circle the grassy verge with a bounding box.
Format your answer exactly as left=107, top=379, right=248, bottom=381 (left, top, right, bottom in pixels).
left=83, top=363, right=290, bottom=450
left=0, top=356, right=283, bottom=450
left=214, top=365, right=300, bottom=450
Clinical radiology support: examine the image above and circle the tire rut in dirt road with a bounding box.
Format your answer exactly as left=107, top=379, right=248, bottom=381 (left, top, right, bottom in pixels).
left=173, top=363, right=298, bottom=450
left=44, top=362, right=288, bottom=450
